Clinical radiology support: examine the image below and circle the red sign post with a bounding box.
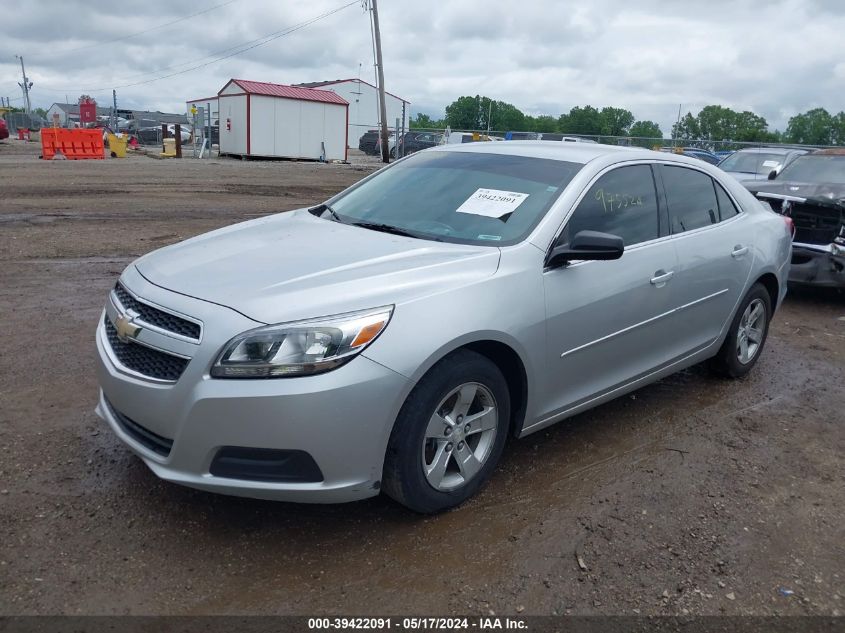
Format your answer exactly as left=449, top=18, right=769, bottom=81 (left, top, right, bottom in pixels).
left=79, top=98, right=97, bottom=125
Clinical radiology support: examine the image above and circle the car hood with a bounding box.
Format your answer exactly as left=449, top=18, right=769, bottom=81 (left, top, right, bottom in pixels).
left=135, top=209, right=501, bottom=324
left=745, top=180, right=845, bottom=203
left=723, top=170, right=769, bottom=182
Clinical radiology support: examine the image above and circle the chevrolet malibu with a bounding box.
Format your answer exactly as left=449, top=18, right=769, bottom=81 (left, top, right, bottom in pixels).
left=95, top=142, right=792, bottom=513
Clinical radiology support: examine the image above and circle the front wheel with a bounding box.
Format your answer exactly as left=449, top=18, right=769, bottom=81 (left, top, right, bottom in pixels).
left=709, top=283, right=771, bottom=378
left=382, top=350, right=510, bottom=513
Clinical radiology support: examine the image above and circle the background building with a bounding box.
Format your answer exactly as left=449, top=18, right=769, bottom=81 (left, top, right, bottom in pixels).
left=46, top=102, right=112, bottom=126
left=218, top=78, right=348, bottom=161
left=295, top=79, right=410, bottom=149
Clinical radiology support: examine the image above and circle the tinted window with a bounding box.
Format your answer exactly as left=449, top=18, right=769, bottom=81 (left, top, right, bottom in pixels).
left=329, top=151, right=582, bottom=246
left=662, top=166, right=719, bottom=233
left=563, top=165, right=659, bottom=247
left=714, top=182, right=740, bottom=219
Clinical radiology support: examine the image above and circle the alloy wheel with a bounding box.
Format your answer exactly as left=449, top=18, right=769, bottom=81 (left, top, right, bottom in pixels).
left=736, top=298, right=766, bottom=365
left=422, top=382, right=498, bottom=492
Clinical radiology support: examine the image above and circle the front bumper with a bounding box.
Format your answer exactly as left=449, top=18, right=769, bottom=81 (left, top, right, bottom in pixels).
left=95, top=269, right=411, bottom=503
left=789, top=243, right=845, bottom=288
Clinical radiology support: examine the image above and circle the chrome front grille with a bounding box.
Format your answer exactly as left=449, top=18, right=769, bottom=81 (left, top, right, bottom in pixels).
left=104, top=316, right=189, bottom=382
left=113, top=283, right=201, bottom=340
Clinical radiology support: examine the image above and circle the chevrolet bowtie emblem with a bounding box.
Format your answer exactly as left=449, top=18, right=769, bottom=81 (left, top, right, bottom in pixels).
left=114, top=313, right=141, bottom=343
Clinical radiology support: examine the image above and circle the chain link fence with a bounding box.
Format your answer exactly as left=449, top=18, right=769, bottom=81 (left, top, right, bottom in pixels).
left=400, top=128, right=837, bottom=154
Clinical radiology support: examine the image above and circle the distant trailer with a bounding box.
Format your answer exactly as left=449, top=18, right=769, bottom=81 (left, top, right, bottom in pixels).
left=217, top=79, right=348, bottom=161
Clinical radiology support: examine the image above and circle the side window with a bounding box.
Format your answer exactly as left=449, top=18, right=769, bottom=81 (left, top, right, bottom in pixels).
left=662, top=166, right=719, bottom=233
left=563, top=165, right=660, bottom=247
left=714, top=181, right=740, bottom=220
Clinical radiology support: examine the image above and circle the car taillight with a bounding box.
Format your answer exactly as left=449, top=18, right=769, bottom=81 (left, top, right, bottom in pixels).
left=782, top=216, right=795, bottom=239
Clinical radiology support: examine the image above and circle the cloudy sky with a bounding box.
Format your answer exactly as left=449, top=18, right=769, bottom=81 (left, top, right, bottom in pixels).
left=2, top=0, right=844, bottom=135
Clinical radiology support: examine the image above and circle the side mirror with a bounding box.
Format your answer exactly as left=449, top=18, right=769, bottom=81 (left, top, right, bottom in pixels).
left=767, top=169, right=778, bottom=180
left=546, top=230, right=624, bottom=269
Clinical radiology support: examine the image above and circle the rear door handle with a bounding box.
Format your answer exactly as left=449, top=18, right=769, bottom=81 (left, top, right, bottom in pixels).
left=732, top=245, right=749, bottom=258
left=650, top=270, right=674, bottom=285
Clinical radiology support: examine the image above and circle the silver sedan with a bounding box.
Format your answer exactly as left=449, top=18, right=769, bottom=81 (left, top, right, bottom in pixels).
left=95, top=142, right=793, bottom=513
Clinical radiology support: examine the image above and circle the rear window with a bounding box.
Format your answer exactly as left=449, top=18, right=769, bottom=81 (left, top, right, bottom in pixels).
left=714, top=182, right=740, bottom=220
left=662, top=166, right=720, bottom=233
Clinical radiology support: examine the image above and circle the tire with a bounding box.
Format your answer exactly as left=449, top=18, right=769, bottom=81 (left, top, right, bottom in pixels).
left=382, top=349, right=510, bottom=514
left=709, top=283, right=772, bottom=378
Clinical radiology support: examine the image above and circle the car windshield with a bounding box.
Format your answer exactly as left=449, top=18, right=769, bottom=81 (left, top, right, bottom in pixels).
left=326, top=151, right=582, bottom=246
left=718, top=151, right=785, bottom=175
left=777, top=155, right=845, bottom=184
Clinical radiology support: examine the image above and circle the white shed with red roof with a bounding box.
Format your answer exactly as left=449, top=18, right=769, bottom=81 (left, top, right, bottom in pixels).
left=218, top=79, right=349, bottom=161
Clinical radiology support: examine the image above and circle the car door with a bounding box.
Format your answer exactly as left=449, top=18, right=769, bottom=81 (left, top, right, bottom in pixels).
left=656, top=164, right=754, bottom=355
left=541, top=163, right=679, bottom=419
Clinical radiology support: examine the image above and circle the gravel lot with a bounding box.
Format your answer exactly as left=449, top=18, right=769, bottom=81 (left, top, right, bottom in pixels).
left=1, top=138, right=843, bottom=617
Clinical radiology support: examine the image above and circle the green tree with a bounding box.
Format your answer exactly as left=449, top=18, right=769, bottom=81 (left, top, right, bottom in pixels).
left=629, top=120, right=663, bottom=147
left=786, top=108, right=834, bottom=145
left=832, top=111, right=845, bottom=146
left=672, top=112, right=701, bottom=140
left=559, top=105, right=602, bottom=135
left=443, top=95, right=528, bottom=132
left=599, top=107, right=634, bottom=136
left=671, top=105, right=775, bottom=144
left=409, top=113, right=442, bottom=129
left=733, top=110, right=770, bottom=141
left=445, top=95, right=483, bottom=129
left=525, top=114, right=558, bottom=133
left=487, top=99, right=525, bottom=131
left=695, top=105, right=738, bottom=141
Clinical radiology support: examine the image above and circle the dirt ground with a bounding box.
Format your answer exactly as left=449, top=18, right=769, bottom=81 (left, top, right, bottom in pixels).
left=0, top=138, right=843, bottom=617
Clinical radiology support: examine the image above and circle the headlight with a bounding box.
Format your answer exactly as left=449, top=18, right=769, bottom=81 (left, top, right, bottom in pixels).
left=211, top=306, right=393, bottom=378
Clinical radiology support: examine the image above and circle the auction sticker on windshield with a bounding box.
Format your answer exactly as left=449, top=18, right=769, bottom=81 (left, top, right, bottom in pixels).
left=456, top=188, right=529, bottom=218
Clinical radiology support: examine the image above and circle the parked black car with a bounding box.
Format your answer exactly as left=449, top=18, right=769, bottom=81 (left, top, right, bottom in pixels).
left=358, top=129, right=381, bottom=155
left=745, top=148, right=845, bottom=288
left=394, top=131, right=442, bottom=157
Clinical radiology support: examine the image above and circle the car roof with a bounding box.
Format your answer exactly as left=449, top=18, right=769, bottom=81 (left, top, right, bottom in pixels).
left=732, top=147, right=804, bottom=155
left=810, top=148, right=845, bottom=156
left=429, top=140, right=650, bottom=165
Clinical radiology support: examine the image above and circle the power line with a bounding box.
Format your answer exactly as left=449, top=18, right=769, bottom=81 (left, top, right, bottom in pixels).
left=40, top=1, right=360, bottom=94
left=55, top=1, right=345, bottom=87
left=38, top=1, right=237, bottom=56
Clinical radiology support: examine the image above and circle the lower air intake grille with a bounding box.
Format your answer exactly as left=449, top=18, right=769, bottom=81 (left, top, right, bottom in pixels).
left=106, top=398, right=173, bottom=457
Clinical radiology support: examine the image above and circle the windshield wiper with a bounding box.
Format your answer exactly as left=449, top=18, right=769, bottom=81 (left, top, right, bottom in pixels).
left=349, top=221, right=426, bottom=239
left=317, top=203, right=345, bottom=223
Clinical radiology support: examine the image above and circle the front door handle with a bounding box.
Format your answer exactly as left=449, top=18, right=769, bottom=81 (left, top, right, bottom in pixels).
left=650, top=270, right=674, bottom=286
left=732, top=245, right=749, bottom=258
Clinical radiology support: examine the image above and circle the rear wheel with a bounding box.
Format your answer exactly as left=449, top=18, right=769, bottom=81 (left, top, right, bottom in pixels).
left=709, top=283, right=771, bottom=378
left=382, top=350, right=510, bottom=513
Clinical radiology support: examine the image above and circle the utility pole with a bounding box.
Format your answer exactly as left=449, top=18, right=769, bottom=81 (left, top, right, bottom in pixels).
left=370, top=0, right=390, bottom=163
left=112, top=89, right=118, bottom=129
left=16, top=55, right=32, bottom=116
left=487, top=100, right=493, bottom=135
